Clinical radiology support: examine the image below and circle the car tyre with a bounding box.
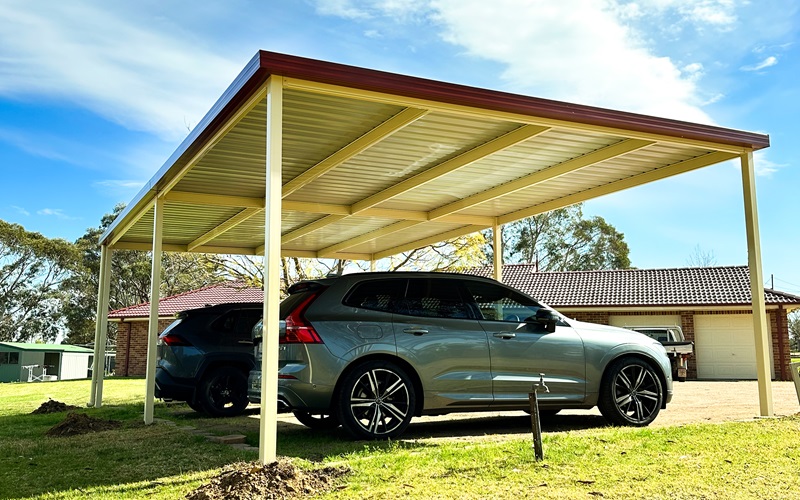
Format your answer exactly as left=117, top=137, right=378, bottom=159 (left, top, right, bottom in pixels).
left=336, top=360, right=415, bottom=439
left=187, top=399, right=205, bottom=414
left=292, top=410, right=340, bottom=430
left=198, top=366, right=249, bottom=418
left=598, top=357, right=663, bottom=426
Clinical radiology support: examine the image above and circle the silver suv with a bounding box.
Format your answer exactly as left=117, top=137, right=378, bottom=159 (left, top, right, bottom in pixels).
left=249, top=272, right=672, bottom=439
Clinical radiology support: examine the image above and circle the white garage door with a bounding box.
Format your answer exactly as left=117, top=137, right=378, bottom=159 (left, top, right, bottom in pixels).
left=694, top=314, right=773, bottom=380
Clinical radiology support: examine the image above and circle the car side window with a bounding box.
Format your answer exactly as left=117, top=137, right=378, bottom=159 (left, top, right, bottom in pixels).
left=462, top=280, right=543, bottom=323
left=342, top=279, right=407, bottom=313
left=211, top=309, right=261, bottom=345
left=394, top=278, right=475, bottom=319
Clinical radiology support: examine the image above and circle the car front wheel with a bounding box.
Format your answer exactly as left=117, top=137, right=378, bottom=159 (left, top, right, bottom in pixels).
left=336, top=360, right=415, bottom=439
left=198, top=366, right=249, bottom=418
left=598, top=357, right=663, bottom=426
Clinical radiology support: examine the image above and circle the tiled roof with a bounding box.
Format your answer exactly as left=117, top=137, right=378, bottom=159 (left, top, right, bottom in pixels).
left=108, top=282, right=263, bottom=319
left=467, top=265, right=800, bottom=308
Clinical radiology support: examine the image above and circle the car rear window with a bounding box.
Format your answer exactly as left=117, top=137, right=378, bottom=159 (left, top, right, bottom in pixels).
left=342, top=278, right=407, bottom=313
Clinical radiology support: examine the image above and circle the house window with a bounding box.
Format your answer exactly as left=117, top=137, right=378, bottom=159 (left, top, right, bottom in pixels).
left=0, top=352, right=20, bottom=365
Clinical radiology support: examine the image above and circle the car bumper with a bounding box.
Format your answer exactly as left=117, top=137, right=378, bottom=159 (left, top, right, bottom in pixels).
left=154, top=367, right=196, bottom=402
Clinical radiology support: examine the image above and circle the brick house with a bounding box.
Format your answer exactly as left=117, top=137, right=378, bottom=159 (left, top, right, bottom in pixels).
left=110, top=266, right=800, bottom=380
left=109, top=282, right=262, bottom=376
left=471, top=264, right=800, bottom=381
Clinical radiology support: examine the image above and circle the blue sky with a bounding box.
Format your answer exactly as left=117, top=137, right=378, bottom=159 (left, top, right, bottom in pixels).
left=1, top=0, right=798, bottom=294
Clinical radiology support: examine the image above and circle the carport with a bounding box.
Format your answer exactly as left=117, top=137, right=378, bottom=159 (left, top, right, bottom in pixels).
left=89, top=51, right=771, bottom=463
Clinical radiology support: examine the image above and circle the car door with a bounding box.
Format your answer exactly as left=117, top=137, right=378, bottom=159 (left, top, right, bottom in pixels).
left=392, top=277, right=492, bottom=410
left=461, top=279, right=586, bottom=406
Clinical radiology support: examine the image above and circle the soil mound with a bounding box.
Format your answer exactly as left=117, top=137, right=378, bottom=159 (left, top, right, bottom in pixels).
left=186, top=459, right=350, bottom=500
left=31, top=399, right=79, bottom=414
left=45, top=412, right=122, bottom=437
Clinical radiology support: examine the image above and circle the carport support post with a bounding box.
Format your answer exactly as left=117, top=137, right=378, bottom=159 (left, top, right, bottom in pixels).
left=144, top=197, right=164, bottom=425
left=89, top=244, right=112, bottom=407
left=259, top=77, right=282, bottom=465
left=493, top=221, right=503, bottom=282
left=741, top=151, right=773, bottom=416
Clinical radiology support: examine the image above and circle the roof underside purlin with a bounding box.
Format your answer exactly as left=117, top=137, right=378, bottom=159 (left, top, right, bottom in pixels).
left=100, top=51, right=768, bottom=262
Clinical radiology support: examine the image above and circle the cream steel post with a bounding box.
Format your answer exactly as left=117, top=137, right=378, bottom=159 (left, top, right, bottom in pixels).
left=260, top=78, right=283, bottom=464
left=144, top=197, right=164, bottom=425
left=740, top=151, right=773, bottom=416
left=89, top=244, right=112, bottom=407
left=493, top=222, right=503, bottom=282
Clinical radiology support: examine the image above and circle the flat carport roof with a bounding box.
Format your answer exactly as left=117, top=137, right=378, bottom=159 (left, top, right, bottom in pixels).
left=89, top=50, right=773, bottom=463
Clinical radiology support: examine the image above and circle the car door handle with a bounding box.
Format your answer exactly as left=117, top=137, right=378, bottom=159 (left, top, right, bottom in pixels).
left=403, top=328, right=429, bottom=336
left=493, top=332, right=516, bottom=339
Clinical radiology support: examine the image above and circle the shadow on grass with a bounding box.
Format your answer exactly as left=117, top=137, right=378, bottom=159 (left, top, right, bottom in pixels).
left=0, top=401, right=613, bottom=499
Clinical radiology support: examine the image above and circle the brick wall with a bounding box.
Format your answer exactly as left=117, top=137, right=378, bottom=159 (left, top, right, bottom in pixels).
left=115, top=319, right=172, bottom=377
left=570, top=311, right=610, bottom=324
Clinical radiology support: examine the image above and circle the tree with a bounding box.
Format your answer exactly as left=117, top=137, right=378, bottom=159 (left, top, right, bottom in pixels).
left=686, top=244, right=718, bottom=267
left=789, top=310, right=800, bottom=353
left=60, top=205, right=226, bottom=345
left=201, top=233, right=489, bottom=295
left=498, top=203, right=630, bottom=271
left=0, top=220, right=78, bottom=342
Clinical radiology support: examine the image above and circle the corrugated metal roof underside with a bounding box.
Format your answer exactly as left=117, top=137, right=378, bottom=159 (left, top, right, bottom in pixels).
left=109, top=83, right=748, bottom=260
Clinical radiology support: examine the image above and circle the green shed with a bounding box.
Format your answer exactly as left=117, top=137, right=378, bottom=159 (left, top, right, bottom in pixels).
left=0, top=343, right=93, bottom=383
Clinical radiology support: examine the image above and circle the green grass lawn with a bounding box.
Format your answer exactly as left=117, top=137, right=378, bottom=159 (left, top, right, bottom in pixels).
left=1, top=379, right=799, bottom=499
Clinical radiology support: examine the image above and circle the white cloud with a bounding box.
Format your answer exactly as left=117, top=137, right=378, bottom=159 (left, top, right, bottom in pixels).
left=740, top=56, right=778, bottom=71
left=315, top=0, right=373, bottom=19
left=11, top=206, right=30, bottom=216
left=426, top=0, right=712, bottom=123
left=0, top=1, right=241, bottom=141
left=37, top=208, right=78, bottom=220
left=753, top=150, right=785, bottom=177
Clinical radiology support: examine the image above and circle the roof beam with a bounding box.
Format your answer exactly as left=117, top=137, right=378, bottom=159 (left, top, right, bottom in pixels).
left=499, top=150, right=738, bottom=224
left=351, top=124, right=550, bottom=214
left=373, top=224, right=490, bottom=260
left=164, top=191, right=264, bottom=208
left=108, top=202, right=152, bottom=247
left=279, top=124, right=549, bottom=250
left=282, top=107, right=428, bottom=197
left=318, top=220, right=423, bottom=257
left=429, top=138, right=654, bottom=220
left=281, top=214, right=349, bottom=244
left=188, top=207, right=263, bottom=251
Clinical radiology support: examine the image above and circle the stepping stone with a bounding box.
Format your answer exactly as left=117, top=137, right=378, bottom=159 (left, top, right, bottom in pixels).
left=208, top=434, right=247, bottom=445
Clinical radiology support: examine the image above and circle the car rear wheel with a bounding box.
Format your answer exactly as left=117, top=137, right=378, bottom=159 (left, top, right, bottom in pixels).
left=292, top=410, right=340, bottom=430
left=187, top=399, right=205, bottom=414
left=598, top=357, right=663, bottom=426
left=336, top=360, right=415, bottom=439
left=198, top=366, right=249, bottom=418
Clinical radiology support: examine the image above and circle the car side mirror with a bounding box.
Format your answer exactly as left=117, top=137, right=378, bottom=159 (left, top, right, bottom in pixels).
left=526, top=309, right=557, bottom=333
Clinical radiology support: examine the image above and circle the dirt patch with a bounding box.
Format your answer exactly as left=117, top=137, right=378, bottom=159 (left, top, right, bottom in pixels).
left=31, top=399, right=79, bottom=414
left=186, top=459, right=350, bottom=500
left=45, top=412, right=122, bottom=437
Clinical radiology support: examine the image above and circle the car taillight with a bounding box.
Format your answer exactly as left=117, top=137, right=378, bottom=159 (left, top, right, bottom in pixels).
left=281, top=290, right=324, bottom=344
left=158, top=333, right=192, bottom=347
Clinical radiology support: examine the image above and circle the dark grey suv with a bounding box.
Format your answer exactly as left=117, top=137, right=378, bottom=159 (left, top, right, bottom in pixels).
left=155, top=302, right=261, bottom=417
left=249, top=272, right=672, bottom=439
